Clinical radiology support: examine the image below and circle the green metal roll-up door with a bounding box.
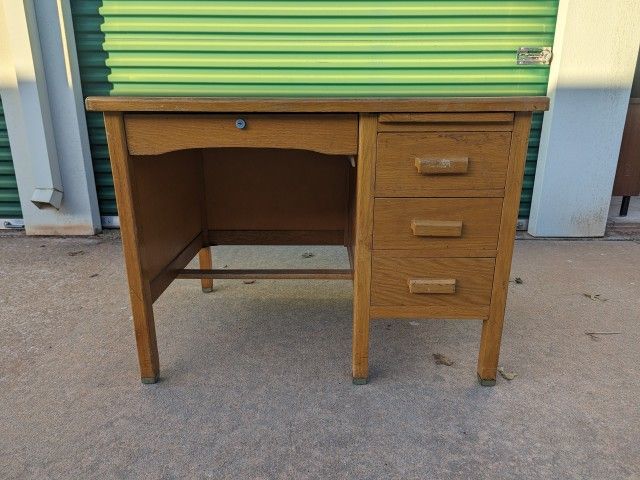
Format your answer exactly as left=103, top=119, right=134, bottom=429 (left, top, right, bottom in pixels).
left=0, top=100, right=22, bottom=220
left=72, top=0, right=558, bottom=220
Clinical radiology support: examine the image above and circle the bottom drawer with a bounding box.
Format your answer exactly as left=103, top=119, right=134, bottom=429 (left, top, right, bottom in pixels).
left=371, top=256, right=495, bottom=318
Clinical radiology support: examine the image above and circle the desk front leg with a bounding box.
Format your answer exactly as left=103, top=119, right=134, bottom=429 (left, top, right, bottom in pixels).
left=352, top=114, right=377, bottom=384
left=352, top=253, right=372, bottom=385
left=477, top=112, right=532, bottom=386
left=104, top=112, right=160, bottom=383
left=128, top=286, right=159, bottom=384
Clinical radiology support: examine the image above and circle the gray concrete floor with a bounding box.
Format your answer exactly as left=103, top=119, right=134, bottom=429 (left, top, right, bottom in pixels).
left=1, top=232, right=639, bottom=479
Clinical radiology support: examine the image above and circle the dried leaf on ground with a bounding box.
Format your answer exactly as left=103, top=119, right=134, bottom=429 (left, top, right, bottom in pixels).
left=68, top=250, right=85, bottom=256
left=433, top=353, right=454, bottom=366
left=498, top=366, right=517, bottom=381
left=242, top=280, right=255, bottom=284
left=583, top=293, right=608, bottom=302
left=302, top=251, right=315, bottom=258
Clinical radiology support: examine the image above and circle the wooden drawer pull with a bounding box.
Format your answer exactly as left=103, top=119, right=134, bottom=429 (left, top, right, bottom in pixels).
left=411, top=219, right=463, bottom=237
left=415, top=156, right=469, bottom=175
left=408, top=279, right=456, bottom=295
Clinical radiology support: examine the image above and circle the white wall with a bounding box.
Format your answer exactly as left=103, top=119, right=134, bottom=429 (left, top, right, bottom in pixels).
left=528, top=0, right=640, bottom=237
left=0, top=0, right=100, bottom=235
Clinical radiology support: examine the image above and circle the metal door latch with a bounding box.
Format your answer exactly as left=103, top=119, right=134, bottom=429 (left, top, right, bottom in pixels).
left=3, top=219, right=25, bottom=229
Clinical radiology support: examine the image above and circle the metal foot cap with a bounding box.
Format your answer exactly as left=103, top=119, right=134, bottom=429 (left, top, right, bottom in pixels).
left=202, top=287, right=214, bottom=293
left=352, top=377, right=368, bottom=385
left=141, top=375, right=159, bottom=384
left=478, top=374, right=496, bottom=387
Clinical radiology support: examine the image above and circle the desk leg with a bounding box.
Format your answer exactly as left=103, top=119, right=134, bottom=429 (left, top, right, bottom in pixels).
left=130, top=288, right=160, bottom=384
left=477, top=112, right=532, bottom=386
left=198, top=247, right=214, bottom=292
left=104, top=112, right=160, bottom=384
left=477, top=317, right=503, bottom=386
left=352, top=268, right=371, bottom=385
left=352, top=114, right=377, bottom=384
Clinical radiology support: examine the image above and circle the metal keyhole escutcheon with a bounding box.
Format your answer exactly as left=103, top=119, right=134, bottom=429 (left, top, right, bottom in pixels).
left=235, top=118, right=246, bottom=129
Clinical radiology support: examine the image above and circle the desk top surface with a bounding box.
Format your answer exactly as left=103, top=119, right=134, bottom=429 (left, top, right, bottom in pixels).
left=86, top=96, right=549, bottom=113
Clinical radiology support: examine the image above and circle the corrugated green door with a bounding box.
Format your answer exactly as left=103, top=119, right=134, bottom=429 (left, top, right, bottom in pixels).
left=72, top=0, right=558, bottom=220
left=0, top=100, right=21, bottom=220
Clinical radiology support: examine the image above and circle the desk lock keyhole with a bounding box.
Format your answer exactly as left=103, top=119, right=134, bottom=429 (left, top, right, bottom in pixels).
left=235, top=118, right=246, bottom=129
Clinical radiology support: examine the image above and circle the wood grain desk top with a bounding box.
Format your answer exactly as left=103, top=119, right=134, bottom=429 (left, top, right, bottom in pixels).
left=86, top=96, right=549, bottom=113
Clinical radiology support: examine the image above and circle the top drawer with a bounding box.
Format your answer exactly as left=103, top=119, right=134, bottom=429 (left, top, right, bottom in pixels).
left=124, top=113, right=358, bottom=156
left=378, top=112, right=515, bottom=132
left=375, top=132, right=511, bottom=196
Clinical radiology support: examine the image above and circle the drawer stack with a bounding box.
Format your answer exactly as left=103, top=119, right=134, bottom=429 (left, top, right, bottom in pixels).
left=369, top=113, right=515, bottom=320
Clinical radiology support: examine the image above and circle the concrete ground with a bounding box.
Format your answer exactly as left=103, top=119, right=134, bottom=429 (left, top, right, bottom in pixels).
left=1, top=232, right=639, bottom=479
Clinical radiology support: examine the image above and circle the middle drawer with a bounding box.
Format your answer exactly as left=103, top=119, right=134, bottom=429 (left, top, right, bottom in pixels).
left=373, top=197, right=502, bottom=252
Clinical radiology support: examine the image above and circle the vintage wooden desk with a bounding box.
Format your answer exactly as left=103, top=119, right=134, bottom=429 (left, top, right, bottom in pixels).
left=87, top=97, right=549, bottom=385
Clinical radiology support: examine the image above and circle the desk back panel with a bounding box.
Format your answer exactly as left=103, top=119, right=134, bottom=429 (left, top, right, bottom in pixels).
left=203, top=148, right=353, bottom=245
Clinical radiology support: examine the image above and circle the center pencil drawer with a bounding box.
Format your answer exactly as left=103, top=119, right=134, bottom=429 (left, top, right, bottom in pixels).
left=124, top=113, right=358, bottom=156
left=373, top=197, right=502, bottom=251
left=375, top=132, right=511, bottom=196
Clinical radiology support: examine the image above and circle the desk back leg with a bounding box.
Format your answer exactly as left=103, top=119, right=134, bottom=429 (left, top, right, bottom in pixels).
left=104, top=112, right=160, bottom=384
left=352, top=114, right=377, bottom=384
left=198, top=247, right=214, bottom=292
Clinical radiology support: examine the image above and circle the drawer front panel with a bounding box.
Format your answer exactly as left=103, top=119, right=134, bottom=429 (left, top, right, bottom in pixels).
left=371, top=257, right=495, bottom=311
left=377, top=112, right=515, bottom=132
left=375, top=132, right=511, bottom=196
left=124, top=113, right=358, bottom=156
left=373, top=197, right=502, bottom=251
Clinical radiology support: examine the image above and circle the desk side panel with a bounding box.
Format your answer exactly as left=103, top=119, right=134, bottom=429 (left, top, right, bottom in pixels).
left=131, top=150, right=203, bottom=281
